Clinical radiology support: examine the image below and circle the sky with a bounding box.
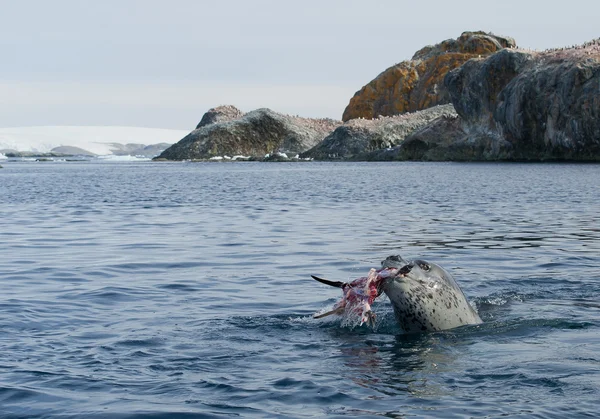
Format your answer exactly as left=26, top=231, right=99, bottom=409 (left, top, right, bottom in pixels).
left=0, top=0, right=598, bottom=130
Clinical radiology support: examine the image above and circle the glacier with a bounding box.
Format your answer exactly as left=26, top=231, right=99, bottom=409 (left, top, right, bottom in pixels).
left=0, top=126, right=188, bottom=157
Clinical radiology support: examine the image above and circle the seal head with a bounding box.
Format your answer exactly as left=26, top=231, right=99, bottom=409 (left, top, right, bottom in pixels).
left=381, top=256, right=482, bottom=332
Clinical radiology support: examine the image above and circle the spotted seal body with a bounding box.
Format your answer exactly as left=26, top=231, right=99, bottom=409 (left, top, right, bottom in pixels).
left=381, top=255, right=482, bottom=332
left=312, top=255, right=482, bottom=332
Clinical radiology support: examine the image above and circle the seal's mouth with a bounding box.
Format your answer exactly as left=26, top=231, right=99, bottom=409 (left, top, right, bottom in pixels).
left=390, top=264, right=414, bottom=283
left=398, top=264, right=413, bottom=276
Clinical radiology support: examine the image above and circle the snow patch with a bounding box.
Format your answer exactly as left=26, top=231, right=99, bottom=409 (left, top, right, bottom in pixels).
left=0, top=126, right=188, bottom=156
left=96, top=154, right=151, bottom=161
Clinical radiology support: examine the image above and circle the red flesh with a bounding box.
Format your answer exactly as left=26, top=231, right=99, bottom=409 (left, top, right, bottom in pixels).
left=328, top=267, right=399, bottom=325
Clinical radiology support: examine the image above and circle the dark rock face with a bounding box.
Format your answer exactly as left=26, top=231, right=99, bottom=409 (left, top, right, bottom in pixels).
left=445, top=49, right=532, bottom=128
left=365, top=115, right=513, bottom=161
left=342, top=31, right=515, bottom=121
left=156, top=107, right=341, bottom=161
left=301, top=104, right=457, bottom=160
left=444, top=43, right=600, bottom=161
left=3, top=151, right=74, bottom=158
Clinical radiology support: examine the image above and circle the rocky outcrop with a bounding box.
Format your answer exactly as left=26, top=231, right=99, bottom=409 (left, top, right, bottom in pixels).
left=301, top=104, right=456, bottom=160
left=155, top=34, right=600, bottom=163
left=363, top=114, right=513, bottom=161
left=2, top=151, right=75, bottom=158
left=195, top=105, right=245, bottom=129
left=156, top=107, right=341, bottom=161
left=442, top=40, right=600, bottom=161
left=342, top=31, right=515, bottom=121
left=363, top=39, right=600, bottom=162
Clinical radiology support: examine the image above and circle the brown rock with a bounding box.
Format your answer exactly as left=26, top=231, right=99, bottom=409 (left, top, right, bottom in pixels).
left=342, top=31, right=515, bottom=121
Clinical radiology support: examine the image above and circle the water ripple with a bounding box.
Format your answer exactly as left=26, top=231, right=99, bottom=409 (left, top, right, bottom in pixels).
left=1, top=161, right=599, bottom=418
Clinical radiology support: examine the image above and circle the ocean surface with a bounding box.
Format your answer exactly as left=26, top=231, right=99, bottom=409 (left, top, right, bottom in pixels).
left=1, top=160, right=599, bottom=418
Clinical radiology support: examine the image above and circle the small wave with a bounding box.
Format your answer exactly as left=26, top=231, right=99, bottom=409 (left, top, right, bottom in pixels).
left=475, top=291, right=529, bottom=307
left=0, top=386, right=42, bottom=403
left=155, top=283, right=201, bottom=292
left=115, top=337, right=166, bottom=348
left=68, top=286, right=140, bottom=305
left=446, top=317, right=596, bottom=340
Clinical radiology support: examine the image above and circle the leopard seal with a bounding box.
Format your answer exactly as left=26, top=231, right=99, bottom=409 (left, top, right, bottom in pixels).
left=311, top=255, right=482, bottom=332
left=380, top=255, right=482, bottom=332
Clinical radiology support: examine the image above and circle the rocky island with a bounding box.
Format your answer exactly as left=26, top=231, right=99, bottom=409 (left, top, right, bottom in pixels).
left=155, top=106, right=340, bottom=161
left=156, top=31, right=600, bottom=162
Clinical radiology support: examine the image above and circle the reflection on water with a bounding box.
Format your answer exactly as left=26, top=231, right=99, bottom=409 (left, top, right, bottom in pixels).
left=333, top=330, right=464, bottom=400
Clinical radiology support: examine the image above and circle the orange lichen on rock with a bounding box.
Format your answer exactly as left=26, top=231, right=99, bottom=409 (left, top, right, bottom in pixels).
left=342, top=31, right=516, bottom=121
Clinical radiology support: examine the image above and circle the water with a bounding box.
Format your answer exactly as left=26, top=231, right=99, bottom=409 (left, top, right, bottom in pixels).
left=1, top=161, right=599, bottom=418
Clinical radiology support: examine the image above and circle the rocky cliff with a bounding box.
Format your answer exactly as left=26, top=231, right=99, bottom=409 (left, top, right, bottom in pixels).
left=361, top=39, right=600, bottom=162
left=342, top=31, right=515, bottom=121
left=300, top=104, right=456, bottom=160
left=156, top=107, right=341, bottom=161
left=443, top=40, right=600, bottom=161
left=363, top=115, right=487, bottom=161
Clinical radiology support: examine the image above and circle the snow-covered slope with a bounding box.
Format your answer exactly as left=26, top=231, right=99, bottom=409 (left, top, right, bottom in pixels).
left=0, top=126, right=188, bottom=156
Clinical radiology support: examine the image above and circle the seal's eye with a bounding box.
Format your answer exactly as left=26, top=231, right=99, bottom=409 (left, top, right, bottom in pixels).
left=419, top=263, right=430, bottom=271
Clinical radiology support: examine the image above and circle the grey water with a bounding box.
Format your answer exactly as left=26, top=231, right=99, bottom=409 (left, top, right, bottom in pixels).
left=1, top=161, right=599, bottom=418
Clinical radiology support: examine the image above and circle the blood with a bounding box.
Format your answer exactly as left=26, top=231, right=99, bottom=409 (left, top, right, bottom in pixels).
left=332, top=267, right=399, bottom=326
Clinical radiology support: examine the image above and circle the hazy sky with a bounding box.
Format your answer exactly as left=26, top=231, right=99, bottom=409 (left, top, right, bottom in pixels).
left=0, top=0, right=597, bottom=129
